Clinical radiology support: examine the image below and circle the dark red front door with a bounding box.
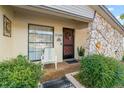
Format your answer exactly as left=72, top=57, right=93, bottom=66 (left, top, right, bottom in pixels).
left=63, top=28, right=74, bottom=59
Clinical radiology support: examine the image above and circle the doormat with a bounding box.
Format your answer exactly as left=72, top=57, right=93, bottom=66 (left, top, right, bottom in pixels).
left=66, top=59, right=78, bottom=64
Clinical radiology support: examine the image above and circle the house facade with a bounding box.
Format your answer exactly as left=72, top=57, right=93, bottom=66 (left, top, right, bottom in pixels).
left=0, top=5, right=123, bottom=62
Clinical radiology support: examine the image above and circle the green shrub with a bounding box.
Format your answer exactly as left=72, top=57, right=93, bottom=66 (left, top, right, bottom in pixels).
left=0, top=55, right=42, bottom=88
left=80, top=54, right=124, bottom=88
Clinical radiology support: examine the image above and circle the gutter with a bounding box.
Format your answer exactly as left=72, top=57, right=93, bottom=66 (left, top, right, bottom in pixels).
left=99, top=5, right=124, bottom=32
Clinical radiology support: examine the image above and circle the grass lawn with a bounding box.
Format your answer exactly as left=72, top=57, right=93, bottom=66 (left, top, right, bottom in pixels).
left=74, top=74, right=81, bottom=84
left=73, top=73, right=88, bottom=88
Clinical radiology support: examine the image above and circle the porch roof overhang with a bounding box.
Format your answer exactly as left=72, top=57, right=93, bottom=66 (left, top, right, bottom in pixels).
left=90, top=5, right=124, bottom=36
left=12, top=5, right=94, bottom=22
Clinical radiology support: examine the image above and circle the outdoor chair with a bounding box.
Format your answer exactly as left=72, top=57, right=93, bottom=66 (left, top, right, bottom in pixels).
left=41, top=48, right=58, bottom=70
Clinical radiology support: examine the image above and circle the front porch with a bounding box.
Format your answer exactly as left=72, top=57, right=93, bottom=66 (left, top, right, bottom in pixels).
left=0, top=6, right=90, bottom=62
left=41, top=61, right=80, bottom=82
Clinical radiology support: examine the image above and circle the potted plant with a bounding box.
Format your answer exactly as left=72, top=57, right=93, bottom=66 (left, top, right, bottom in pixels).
left=77, top=46, right=85, bottom=60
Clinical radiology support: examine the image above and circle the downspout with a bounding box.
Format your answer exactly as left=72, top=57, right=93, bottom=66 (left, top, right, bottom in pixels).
left=88, top=11, right=96, bottom=55
left=93, top=11, right=96, bottom=21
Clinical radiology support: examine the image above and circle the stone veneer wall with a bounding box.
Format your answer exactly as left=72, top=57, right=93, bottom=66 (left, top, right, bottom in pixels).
left=86, top=13, right=123, bottom=60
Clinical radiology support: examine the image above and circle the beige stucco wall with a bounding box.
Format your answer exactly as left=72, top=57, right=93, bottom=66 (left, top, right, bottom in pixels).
left=0, top=6, right=14, bottom=60
left=75, top=22, right=89, bottom=59
left=11, top=8, right=89, bottom=62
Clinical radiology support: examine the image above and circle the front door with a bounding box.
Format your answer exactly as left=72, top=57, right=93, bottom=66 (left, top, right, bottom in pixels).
left=63, top=28, right=74, bottom=59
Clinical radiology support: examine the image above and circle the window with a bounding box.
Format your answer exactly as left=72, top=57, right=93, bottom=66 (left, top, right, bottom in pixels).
left=28, top=24, right=54, bottom=61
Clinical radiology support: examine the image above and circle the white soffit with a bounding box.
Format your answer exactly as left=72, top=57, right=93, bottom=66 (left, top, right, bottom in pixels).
left=13, top=5, right=94, bottom=22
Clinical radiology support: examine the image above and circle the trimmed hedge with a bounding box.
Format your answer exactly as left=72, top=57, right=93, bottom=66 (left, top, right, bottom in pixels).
left=80, top=54, right=124, bottom=88
left=0, top=55, right=42, bottom=88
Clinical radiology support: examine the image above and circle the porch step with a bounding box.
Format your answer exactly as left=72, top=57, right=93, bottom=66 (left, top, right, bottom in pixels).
left=42, top=77, right=75, bottom=88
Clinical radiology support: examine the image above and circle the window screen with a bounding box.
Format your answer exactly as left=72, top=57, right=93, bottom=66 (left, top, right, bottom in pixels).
left=28, top=24, right=54, bottom=61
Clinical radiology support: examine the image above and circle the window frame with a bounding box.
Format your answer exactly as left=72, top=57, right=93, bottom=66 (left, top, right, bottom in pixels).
left=28, top=24, right=54, bottom=61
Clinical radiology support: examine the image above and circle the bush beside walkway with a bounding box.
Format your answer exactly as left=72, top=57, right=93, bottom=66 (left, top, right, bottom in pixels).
left=79, top=54, right=124, bottom=88
left=0, top=55, right=42, bottom=88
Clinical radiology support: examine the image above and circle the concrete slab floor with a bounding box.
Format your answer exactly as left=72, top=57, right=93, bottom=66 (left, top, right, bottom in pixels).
left=41, top=61, right=80, bottom=82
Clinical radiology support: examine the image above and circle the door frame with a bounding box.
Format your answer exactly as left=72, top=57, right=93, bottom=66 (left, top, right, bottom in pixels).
left=63, top=27, right=75, bottom=60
